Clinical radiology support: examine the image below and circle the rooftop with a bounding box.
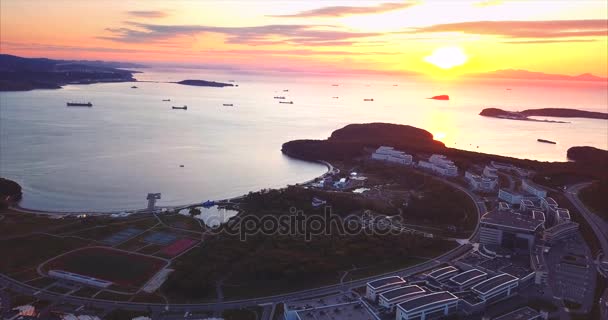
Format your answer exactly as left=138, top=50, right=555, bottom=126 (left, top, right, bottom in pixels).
left=397, top=291, right=458, bottom=313
left=380, top=285, right=425, bottom=301
left=367, top=276, right=405, bottom=289
left=295, top=302, right=375, bottom=320
left=455, top=290, right=485, bottom=306
left=472, top=273, right=518, bottom=294
left=450, top=269, right=487, bottom=285
left=493, top=306, right=541, bottom=320
left=545, top=221, right=579, bottom=235
left=543, top=197, right=558, bottom=207
left=428, top=266, right=458, bottom=280
left=480, top=210, right=545, bottom=232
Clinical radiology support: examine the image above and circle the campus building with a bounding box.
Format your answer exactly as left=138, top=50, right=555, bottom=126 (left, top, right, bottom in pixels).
left=427, top=266, right=460, bottom=282
left=378, top=285, right=426, bottom=311
left=498, top=189, right=523, bottom=205
left=366, top=276, right=407, bottom=301
left=471, top=273, right=519, bottom=304
left=483, top=165, right=499, bottom=179
left=372, top=146, right=413, bottom=165
left=395, top=291, right=459, bottom=320
left=417, top=154, right=458, bottom=177
left=448, top=269, right=488, bottom=291
left=521, top=180, right=547, bottom=198
left=479, top=209, right=545, bottom=250
left=465, top=171, right=498, bottom=192
left=543, top=221, right=579, bottom=244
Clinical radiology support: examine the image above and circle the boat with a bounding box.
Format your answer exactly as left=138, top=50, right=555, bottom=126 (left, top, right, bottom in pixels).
left=66, top=102, right=92, bottom=107
left=363, top=98, right=374, bottom=101
left=283, top=89, right=289, bottom=92
left=331, top=84, right=339, bottom=86
left=273, top=96, right=286, bottom=99
left=162, top=99, right=171, bottom=101
left=279, top=101, right=294, bottom=104
left=537, top=139, right=557, bottom=144
left=131, top=86, right=138, bottom=89
left=223, top=103, right=234, bottom=106
left=332, top=96, right=339, bottom=99
left=172, top=105, right=188, bottom=110
left=179, top=164, right=185, bottom=168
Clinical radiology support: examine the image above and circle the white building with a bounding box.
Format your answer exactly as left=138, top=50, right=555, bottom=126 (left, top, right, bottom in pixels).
left=471, top=273, right=519, bottom=303
left=365, top=276, right=406, bottom=301
left=395, top=291, right=459, bottom=320
left=483, top=165, right=499, bottom=179
left=465, top=171, right=498, bottom=192
left=449, top=269, right=487, bottom=291
left=371, top=146, right=413, bottom=165
left=417, top=154, right=459, bottom=177
left=378, top=285, right=426, bottom=311
left=522, top=180, right=547, bottom=198
left=498, top=189, right=523, bottom=205
left=48, top=270, right=112, bottom=288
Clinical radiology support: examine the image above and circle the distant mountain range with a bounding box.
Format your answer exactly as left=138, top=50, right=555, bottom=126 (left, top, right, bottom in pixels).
left=0, top=54, right=139, bottom=91
left=467, top=69, right=607, bottom=82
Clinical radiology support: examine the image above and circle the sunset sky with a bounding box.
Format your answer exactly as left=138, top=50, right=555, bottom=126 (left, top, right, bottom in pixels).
left=1, top=0, right=607, bottom=76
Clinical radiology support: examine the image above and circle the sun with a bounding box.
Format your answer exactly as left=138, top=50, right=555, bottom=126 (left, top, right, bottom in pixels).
left=424, top=47, right=468, bottom=69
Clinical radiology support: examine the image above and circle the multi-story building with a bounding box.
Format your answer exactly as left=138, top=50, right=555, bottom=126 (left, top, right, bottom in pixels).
left=395, top=291, right=459, bottom=320
left=465, top=171, right=498, bottom=192
left=471, top=273, right=519, bottom=304
left=371, top=146, right=413, bottom=165
left=521, top=180, right=547, bottom=198
left=378, top=285, right=426, bottom=311
left=448, top=269, right=488, bottom=291
left=365, top=276, right=406, bottom=301
left=427, top=266, right=459, bottom=282
left=479, top=209, right=545, bottom=250
left=418, top=154, right=459, bottom=177
left=498, top=189, right=523, bottom=205
left=543, top=222, right=579, bottom=244
left=483, top=165, right=499, bottom=179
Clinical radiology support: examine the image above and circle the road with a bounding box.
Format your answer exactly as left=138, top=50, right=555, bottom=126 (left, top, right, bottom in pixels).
left=564, top=182, right=608, bottom=266
left=0, top=174, right=484, bottom=317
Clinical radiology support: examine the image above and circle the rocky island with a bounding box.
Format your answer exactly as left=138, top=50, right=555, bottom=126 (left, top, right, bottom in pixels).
left=479, top=107, right=608, bottom=122
left=175, top=79, right=234, bottom=87
left=0, top=54, right=138, bottom=91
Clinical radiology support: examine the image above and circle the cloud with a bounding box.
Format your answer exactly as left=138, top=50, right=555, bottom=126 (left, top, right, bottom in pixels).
left=101, top=22, right=382, bottom=46
left=473, top=0, right=503, bottom=7
left=502, top=39, right=598, bottom=44
left=269, top=2, right=417, bottom=18
left=127, top=10, right=168, bottom=18
left=409, top=19, right=608, bottom=38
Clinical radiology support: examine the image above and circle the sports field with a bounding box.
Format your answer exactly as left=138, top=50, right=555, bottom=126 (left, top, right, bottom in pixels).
left=42, top=247, right=167, bottom=290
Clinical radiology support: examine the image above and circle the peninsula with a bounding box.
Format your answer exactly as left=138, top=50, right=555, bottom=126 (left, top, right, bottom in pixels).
left=479, top=107, right=608, bottom=122
left=175, top=79, right=234, bottom=87
left=0, top=54, right=137, bottom=91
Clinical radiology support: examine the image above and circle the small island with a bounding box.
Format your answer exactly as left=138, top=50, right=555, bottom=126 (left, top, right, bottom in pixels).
left=175, top=79, right=234, bottom=87
left=480, top=107, right=608, bottom=122
left=0, top=54, right=138, bottom=91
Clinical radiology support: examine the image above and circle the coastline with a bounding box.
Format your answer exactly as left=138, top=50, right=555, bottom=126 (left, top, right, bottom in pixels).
left=7, top=160, right=333, bottom=216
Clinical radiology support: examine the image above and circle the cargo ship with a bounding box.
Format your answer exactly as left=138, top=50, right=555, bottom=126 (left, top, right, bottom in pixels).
left=363, top=98, right=374, bottom=101
left=279, top=101, right=294, bottom=104
left=66, top=102, right=92, bottom=107
left=223, top=103, right=234, bottom=106
left=537, top=139, right=556, bottom=144
left=172, top=105, right=188, bottom=110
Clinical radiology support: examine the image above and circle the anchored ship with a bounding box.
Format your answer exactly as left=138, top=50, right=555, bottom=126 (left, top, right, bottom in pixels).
left=66, top=102, right=92, bottom=107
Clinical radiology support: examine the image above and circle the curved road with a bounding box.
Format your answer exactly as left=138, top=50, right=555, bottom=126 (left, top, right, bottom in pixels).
left=1, top=176, right=485, bottom=315
left=564, top=182, right=608, bottom=275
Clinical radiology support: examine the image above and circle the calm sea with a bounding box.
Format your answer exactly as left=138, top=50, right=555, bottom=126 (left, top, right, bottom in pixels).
left=1, top=68, right=606, bottom=211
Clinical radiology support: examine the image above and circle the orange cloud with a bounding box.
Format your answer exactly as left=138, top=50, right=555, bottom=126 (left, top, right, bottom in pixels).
left=269, top=2, right=418, bottom=18
left=410, top=19, right=608, bottom=38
